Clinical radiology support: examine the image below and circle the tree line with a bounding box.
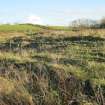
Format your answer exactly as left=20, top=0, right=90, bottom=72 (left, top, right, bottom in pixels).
left=70, top=17, right=105, bottom=29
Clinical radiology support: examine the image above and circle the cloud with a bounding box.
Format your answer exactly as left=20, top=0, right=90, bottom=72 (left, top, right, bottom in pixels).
left=24, top=15, right=43, bottom=24
left=0, top=15, right=43, bottom=25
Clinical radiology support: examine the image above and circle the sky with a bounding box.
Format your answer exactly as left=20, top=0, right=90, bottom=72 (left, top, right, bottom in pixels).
left=0, top=0, right=105, bottom=25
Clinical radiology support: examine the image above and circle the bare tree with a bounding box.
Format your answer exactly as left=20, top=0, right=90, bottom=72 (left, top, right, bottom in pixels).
left=100, top=17, right=105, bottom=28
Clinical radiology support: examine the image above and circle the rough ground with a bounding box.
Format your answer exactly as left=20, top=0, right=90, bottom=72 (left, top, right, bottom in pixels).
left=0, top=24, right=105, bottom=105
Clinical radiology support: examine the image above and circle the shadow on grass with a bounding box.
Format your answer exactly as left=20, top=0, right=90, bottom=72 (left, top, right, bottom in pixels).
left=0, top=35, right=105, bottom=51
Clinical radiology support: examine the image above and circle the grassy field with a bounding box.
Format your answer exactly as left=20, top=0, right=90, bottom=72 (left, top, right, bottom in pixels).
left=0, top=24, right=105, bottom=105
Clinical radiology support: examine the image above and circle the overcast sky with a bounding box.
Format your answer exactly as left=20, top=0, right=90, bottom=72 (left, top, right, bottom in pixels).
left=0, top=0, right=105, bottom=25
